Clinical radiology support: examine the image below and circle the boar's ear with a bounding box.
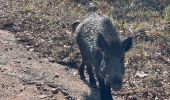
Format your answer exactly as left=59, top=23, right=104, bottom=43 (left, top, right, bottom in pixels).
left=122, top=37, right=133, bottom=52
left=97, top=34, right=109, bottom=51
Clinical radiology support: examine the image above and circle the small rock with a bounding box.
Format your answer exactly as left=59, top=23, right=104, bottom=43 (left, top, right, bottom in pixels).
left=48, top=40, right=53, bottom=43
left=65, top=95, right=72, bottom=100
left=48, top=57, right=55, bottom=63
left=38, top=95, right=48, bottom=99
left=4, top=48, right=8, bottom=51
left=62, top=91, right=68, bottom=96
left=65, top=67, right=69, bottom=71
left=62, top=57, right=70, bottom=63
left=63, top=45, right=70, bottom=48
left=36, top=86, right=41, bottom=90
left=54, top=73, right=59, bottom=78
left=36, top=82, right=43, bottom=86
left=128, top=95, right=138, bottom=100
left=40, top=39, right=45, bottom=42
left=23, top=79, right=35, bottom=84
left=19, top=89, right=23, bottom=92
left=13, top=60, right=21, bottom=63
left=1, top=84, right=5, bottom=88
left=89, top=4, right=97, bottom=11
left=51, top=88, right=59, bottom=94
left=65, top=30, right=71, bottom=35
left=25, top=45, right=33, bottom=48
left=47, top=84, right=56, bottom=88
left=0, top=68, right=6, bottom=72
left=27, top=57, right=32, bottom=60
left=73, top=71, right=77, bottom=76
left=135, top=71, right=148, bottom=78
left=143, top=91, right=148, bottom=98
left=43, top=88, right=48, bottom=91
left=36, top=83, right=43, bottom=90
left=29, top=48, right=34, bottom=52
left=39, top=60, right=43, bottom=63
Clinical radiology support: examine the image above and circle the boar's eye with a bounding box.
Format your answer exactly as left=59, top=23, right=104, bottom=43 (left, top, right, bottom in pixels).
left=121, top=55, right=124, bottom=60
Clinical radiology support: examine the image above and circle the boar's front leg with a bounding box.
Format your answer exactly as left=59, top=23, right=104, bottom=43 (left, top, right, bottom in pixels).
left=79, top=63, right=85, bottom=80
left=94, top=52, right=113, bottom=100
left=96, top=75, right=112, bottom=100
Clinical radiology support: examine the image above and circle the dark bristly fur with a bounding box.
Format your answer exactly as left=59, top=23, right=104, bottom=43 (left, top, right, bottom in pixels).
left=73, top=14, right=132, bottom=100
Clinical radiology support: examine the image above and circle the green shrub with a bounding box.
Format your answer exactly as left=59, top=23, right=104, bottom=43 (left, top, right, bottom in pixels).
left=165, top=5, right=170, bottom=22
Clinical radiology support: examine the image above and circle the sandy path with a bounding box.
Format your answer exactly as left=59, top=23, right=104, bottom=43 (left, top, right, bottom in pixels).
left=0, top=30, right=99, bottom=100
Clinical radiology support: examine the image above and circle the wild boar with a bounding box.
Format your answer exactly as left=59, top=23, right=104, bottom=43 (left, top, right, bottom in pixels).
left=73, top=14, right=132, bottom=100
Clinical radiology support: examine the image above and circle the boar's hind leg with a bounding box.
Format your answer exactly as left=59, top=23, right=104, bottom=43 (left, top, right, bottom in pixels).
left=86, top=63, right=97, bottom=88
left=79, top=63, right=85, bottom=80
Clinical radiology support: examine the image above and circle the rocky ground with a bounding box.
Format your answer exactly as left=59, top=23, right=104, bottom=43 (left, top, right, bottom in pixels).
left=0, top=0, right=170, bottom=100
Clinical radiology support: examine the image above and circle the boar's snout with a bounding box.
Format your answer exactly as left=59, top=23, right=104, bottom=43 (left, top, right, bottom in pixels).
left=107, top=76, right=123, bottom=91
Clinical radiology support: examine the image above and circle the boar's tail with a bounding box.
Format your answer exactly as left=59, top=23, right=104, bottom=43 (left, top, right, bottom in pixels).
left=70, top=21, right=80, bottom=53
left=72, top=21, right=80, bottom=33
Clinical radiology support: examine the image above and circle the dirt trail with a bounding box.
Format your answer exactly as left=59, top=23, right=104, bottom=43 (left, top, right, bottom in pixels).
left=0, top=30, right=99, bottom=100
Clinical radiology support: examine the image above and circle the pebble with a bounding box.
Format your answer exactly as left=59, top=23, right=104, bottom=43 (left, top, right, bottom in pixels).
left=38, top=95, right=48, bottom=99
left=73, top=71, right=77, bottom=76
left=29, top=48, right=34, bottom=52
left=27, top=57, right=32, bottom=60
left=51, top=88, right=59, bottom=94
left=54, top=73, right=59, bottom=78
left=128, top=95, right=138, bottom=100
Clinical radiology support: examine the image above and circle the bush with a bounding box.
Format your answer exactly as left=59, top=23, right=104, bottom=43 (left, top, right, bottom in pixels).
left=164, top=5, right=170, bottom=22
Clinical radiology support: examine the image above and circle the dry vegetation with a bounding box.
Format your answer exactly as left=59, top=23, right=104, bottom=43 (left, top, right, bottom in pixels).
left=0, top=0, right=170, bottom=99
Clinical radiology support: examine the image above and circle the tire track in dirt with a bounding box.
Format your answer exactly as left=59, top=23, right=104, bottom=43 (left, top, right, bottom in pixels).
left=0, top=30, right=100, bottom=100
